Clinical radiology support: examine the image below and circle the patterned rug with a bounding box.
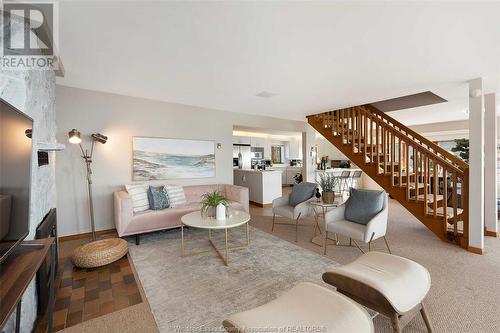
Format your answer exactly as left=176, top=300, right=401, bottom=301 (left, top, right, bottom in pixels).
left=128, top=225, right=340, bottom=333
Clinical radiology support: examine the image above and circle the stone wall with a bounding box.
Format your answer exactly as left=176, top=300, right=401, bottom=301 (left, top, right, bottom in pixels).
left=0, top=53, right=57, bottom=333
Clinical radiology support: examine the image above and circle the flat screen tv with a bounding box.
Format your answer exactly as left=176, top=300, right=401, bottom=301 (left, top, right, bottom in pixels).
left=0, top=98, right=33, bottom=264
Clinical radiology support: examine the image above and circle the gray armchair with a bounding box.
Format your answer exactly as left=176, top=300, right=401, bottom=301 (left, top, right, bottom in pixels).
left=272, top=182, right=317, bottom=242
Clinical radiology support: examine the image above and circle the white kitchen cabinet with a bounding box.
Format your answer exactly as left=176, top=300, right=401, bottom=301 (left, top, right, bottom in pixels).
left=285, top=168, right=299, bottom=185
left=288, top=140, right=302, bottom=159
left=250, top=137, right=265, bottom=148
left=233, top=136, right=251, bottom=145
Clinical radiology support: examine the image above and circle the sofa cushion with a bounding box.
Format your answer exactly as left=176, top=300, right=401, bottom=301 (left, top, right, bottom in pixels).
left=289, top=182, right=316, bottom=207
left=125, top=184, right=150, bottom=213
left=147, top=186, right=169, bottom=210
left=344, top=188, right=385, bottom=225
left=164, top=184, right=187, bottom=208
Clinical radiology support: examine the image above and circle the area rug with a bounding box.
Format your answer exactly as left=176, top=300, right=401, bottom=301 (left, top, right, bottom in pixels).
left=128, top=225, right=340, bottom=333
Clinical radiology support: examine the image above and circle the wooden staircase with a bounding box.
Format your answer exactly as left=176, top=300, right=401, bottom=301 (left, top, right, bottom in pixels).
left=308, top=104, right=469, bottom=249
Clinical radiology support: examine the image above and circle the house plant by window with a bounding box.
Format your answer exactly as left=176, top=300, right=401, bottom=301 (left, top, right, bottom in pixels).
left=451, top=138, right=469, bottom=162
left=201, top=190, right=229, bottom=218
left=318, top=173, right=339, bottom=204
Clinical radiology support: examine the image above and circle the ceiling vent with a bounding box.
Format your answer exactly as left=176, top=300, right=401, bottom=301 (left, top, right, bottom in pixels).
left=256, top=91, right=277, bottom=98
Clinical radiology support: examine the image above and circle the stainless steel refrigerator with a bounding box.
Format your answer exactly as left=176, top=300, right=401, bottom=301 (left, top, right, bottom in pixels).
left=233, top=144, right=251, bottom=169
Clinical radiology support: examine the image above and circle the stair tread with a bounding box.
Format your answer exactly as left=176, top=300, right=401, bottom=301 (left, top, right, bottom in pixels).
left=428, top=206, right=463, bottom=218
left=401, top=183, right=427, bottom=189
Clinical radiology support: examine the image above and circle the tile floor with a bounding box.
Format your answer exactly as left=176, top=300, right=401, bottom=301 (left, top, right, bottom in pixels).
left=34, top=234, right=142, bottom=332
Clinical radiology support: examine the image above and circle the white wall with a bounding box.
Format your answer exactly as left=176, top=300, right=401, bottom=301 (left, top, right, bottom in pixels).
left=315, top=134, right=347, bottom=161
left=56, top=86, right=307, bottom=236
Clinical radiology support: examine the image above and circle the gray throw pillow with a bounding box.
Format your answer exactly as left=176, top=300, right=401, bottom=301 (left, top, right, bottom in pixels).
left=344, top=188, right=385, bottom=225
left=147, top=186, right=169, bottom=210
left=289, top=182, right=316, bottom=207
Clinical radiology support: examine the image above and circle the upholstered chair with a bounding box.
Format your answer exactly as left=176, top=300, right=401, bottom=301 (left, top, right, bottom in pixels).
left=323, top=252, right=433, bottom=333
left=272, top=182, right=317, bottom=242
left=323, top=188, right=390, bottom=254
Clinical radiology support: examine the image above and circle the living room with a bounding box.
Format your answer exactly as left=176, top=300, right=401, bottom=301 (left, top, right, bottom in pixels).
left=1, top=2, right=499, bottom=333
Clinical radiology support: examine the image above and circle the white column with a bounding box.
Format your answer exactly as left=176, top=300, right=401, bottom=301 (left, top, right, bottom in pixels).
left=302, top=126, right=317, bottom=183
left=468, top=78, right=485, bottom=252
left=484, top=93, right=498, bottom=236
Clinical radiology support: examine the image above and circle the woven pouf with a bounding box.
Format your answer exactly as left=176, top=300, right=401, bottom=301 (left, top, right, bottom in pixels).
left=72, top=238, right=129, bottom=268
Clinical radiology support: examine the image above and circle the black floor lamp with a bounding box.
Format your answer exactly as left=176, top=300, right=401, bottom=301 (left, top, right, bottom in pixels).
left=68, top=129, right=107, bottom=241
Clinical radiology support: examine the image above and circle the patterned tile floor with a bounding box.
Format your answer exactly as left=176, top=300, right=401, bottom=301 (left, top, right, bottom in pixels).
left=34, top=233, right=142, bottom=332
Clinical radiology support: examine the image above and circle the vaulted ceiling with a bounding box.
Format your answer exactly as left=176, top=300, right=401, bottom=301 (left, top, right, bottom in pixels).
left=56, top=1, right=500, bottom=124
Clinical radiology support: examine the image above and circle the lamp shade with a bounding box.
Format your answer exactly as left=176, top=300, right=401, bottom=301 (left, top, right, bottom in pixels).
left=68, top=129, right=81, bottom=144
left=91, top=133, right=107, bottom=144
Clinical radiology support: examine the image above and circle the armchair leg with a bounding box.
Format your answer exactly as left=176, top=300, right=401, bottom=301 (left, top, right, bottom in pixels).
left=420, top=302, right=434, bottom=333
left=323, top=231, right=328, bottom=255
left=390, top=313, right=402, bottom=333
left=383, top=236, right=392, bottom=254
left=272, top=214, right=276, bottom=232
left=295, top=213, right=301, bottom=243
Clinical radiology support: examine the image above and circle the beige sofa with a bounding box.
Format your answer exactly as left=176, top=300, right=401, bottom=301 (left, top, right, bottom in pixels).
left=114, top=184, right=249, bottom=244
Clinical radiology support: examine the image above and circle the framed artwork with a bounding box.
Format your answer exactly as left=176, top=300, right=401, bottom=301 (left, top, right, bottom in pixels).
left=132, top=137, right=215, bottom=180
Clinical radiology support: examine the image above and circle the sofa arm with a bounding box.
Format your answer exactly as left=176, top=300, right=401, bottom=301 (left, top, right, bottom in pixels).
left=114, top=191, right=134, bottom=237
left=225, top=185, right=249, bottom=213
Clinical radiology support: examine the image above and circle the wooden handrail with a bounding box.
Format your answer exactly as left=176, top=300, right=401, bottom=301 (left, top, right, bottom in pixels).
left=361, top=104, right=469, bottom=170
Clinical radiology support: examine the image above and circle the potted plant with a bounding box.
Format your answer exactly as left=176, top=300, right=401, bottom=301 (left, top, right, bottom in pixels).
left=201, top=190, right=229, bottom=218
left=317, top=173, right=339, bottom=204
left=293, top=173, right=303, bottom=184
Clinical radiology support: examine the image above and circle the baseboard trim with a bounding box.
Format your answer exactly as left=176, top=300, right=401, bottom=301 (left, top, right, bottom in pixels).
left=467, top=246, right=484, bottom=255
left=59, top=228, right=117, bottom=242
left=484, top=230, right=499, bottom=237
left=249, top=201, right=272, bottom=208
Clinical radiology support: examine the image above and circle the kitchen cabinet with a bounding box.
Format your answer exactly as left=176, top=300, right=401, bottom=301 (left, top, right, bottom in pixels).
left=233, top=136, right=251, bottom=145
left=286, top=167, right=302, bottom=185
left=288, top=140, right=302, bottom=159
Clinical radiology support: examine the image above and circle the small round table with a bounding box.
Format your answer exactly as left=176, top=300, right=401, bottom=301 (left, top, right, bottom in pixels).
left=180, top=210, right=251, bottom=266
left=309, top=201, right=339, bottom=246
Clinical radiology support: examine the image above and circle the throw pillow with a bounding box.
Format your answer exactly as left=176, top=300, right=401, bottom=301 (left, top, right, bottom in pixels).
left=125, top=184, right=150, bottom=213
left=147, top=186, right=169, bottom=210
left=164, top=184, right=187, bottom=208
left=344, top=188, right=385, bottom=225
left=289, top=182, right=316, bottom=207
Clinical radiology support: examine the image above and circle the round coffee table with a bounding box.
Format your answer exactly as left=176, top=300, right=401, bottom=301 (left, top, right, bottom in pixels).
left=180, top=210, right=251, bottom=266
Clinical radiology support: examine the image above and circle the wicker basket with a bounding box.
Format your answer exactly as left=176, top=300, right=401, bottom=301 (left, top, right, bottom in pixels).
left=72, top=238, right=128, bottom=268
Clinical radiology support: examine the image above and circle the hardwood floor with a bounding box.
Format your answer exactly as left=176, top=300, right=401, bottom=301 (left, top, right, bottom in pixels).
left=34, top=232, right=142, bottom=332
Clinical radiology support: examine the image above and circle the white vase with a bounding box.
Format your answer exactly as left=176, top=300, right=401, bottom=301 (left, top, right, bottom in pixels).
left=216, top=203, right=226, bottom=220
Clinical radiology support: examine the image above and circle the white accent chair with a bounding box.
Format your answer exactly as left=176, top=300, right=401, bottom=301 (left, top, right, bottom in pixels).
left=223, top=282, right=374, bottom=333
left=272, top=187, right=316, bottom=242
left=323, top=192, right=390, bottom=254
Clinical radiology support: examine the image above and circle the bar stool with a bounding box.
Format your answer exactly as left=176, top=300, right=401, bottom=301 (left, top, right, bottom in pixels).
left=349, top=170, right=362, bottom=189
left=339, top=170, right=351, bottom=195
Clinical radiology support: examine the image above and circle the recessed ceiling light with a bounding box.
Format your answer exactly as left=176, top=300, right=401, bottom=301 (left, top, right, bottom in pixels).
left=256, top=91, right=277, bottom=98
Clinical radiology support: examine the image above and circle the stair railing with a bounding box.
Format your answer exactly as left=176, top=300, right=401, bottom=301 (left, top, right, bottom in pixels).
left=309, top=104, right=469, bottom=248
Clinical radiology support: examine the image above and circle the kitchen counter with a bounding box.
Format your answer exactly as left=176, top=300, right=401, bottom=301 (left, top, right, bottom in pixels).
left=233, top=168, right=282, bottom=174
left=234, top=169, right=282, bottom=206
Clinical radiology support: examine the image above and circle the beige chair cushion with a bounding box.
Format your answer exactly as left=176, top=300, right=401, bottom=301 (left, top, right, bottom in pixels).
left=272, top=205, right=295, bottom=220
left=325, top=219, right=366, bottom=241
left=330, top=252, right=431, bottom=313
left=224, top=282, right=374, bottom=333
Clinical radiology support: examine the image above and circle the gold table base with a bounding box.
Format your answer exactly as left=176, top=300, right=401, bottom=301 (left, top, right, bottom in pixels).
left=181, top=223, right=250, bottom=266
